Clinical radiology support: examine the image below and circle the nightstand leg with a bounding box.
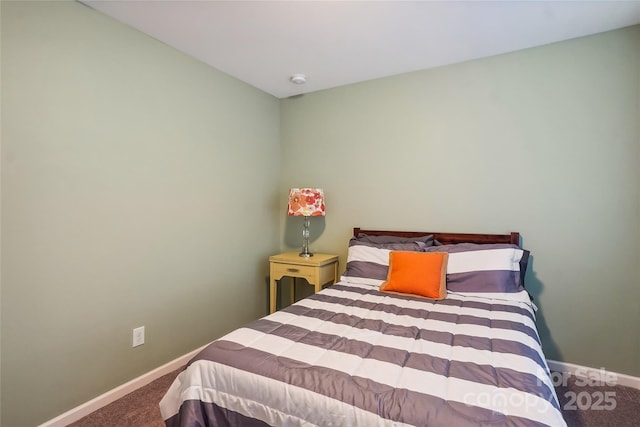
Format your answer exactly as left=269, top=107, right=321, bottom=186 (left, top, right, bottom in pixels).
left=290, top=277, right=295, bottom=305
left=269, top=277, right=277, bottom=314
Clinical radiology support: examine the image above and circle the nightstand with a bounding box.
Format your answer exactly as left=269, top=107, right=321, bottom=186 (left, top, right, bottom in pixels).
left=269, top=252, right=339, bottom=313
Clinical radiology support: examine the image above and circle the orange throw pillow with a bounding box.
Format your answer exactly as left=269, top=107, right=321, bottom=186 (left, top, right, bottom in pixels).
left=380, top=251, right=448, bottom=300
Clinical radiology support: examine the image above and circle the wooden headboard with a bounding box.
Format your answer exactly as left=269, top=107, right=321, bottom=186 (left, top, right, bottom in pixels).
left=353, top=228, right=520, bottom=246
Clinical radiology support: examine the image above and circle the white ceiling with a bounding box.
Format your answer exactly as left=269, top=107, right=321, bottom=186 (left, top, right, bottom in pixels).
left=82, top=1, right=640, bottom=99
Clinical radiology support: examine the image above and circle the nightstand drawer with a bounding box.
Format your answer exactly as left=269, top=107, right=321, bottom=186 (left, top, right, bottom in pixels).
left=271, top=262, right=316, bottom=282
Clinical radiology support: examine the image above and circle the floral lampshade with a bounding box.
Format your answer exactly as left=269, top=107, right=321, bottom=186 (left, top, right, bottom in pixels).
left=287, top=188, right=325, bottom=217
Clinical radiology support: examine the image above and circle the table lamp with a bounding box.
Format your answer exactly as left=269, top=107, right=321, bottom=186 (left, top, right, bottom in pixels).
left=287, top=188, right=325, bottom=257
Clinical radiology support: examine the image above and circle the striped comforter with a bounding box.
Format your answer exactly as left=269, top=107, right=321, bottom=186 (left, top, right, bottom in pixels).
left=160, top=282, right=566, bottom=427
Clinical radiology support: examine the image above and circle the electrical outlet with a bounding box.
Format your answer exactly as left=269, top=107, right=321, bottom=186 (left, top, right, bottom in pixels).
left=132, top=326, right=145, bottom=347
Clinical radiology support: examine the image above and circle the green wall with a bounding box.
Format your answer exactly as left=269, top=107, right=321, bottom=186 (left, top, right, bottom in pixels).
left=280, top=26, right=640, bottom=377
left=1, top=2, right=280, bottom=426
left=2, top=1, right=639, bottom=425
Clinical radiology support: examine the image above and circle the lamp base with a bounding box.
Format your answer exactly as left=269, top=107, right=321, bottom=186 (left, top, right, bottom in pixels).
left=299, top=216, right=313, bottom=257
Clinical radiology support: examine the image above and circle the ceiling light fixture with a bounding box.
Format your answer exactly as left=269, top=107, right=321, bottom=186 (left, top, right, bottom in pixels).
left=289, top=74, right=307, bottom=85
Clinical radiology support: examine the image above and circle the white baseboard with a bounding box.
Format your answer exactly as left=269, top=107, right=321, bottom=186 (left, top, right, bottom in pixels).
left=38, top=344, right=208, bottom=427
left=547, top=359, right=640, bottom=390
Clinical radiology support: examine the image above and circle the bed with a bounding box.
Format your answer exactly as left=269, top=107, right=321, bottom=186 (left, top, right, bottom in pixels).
left=160, top=228, right=566, bottom=427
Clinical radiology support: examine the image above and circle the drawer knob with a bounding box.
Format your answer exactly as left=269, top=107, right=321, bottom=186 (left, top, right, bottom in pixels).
left=287, top=268, right=300, bottom=273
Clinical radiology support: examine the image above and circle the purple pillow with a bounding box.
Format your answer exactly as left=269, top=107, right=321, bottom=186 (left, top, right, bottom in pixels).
left=342, top=238, right=428, bottom=286
left=424, top=243, right=528, bottom=293
left=356, top=233, right=434, bottom=246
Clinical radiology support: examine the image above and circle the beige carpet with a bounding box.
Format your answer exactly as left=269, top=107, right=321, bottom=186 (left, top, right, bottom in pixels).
left=69, top=368, right=182, bottom=427
left=555, top=374, right=640, bottom=426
